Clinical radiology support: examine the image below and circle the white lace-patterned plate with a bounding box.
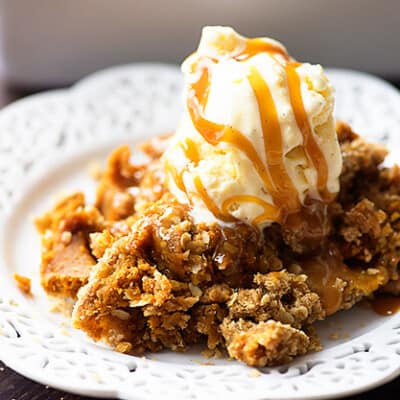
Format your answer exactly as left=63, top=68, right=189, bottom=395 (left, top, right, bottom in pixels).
left=0, top=64, right=400, bottom=400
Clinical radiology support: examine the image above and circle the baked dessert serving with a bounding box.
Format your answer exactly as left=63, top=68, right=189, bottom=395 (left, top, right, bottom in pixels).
left=35, top=26, right=400, bottom=367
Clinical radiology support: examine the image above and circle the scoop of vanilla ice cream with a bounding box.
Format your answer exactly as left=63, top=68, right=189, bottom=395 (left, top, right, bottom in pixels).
left=162, top=26, right=342, bottom=228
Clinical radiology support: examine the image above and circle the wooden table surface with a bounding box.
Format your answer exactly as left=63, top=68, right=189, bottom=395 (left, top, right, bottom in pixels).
left=1, top=78, right=400, bottom=400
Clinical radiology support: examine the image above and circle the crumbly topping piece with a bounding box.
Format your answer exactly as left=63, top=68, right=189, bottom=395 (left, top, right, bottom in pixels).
left=221, top=319, right=310, bottom=367
left=14, top=273, right=32, bottom=296
left=227, top=271, right=325, bottom=328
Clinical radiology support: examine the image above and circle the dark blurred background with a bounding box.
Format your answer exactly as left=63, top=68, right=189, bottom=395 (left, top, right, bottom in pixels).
left=0, top=0, right=399, bottom=89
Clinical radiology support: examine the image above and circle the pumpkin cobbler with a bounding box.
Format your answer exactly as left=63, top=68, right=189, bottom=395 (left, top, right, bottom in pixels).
left=35, top=27, right=400, bottom=367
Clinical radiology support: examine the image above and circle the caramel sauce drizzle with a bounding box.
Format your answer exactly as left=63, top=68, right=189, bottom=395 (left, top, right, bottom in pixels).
left=193, top=176, right=236, bottom=223
left=187, top=91, right=276, bottom=187
left=166, top=135, right=235, bottom=222
left=247, top=66, right=300, bottom=212
left=236, top=38, right=290, bottom=62
left=371, top=294, right=400, bottom=316
left=166, top=35, right=331, bottom=225
left=190, top=61, right=211, bottom=107
left=300, top=246, right=387, bottom=315
left=181, top=137, right=200, bottom=165
left=186, top=64, right=281, bottom=222
left=164, top=159, right=186, bottom=193
left=164, top=137, right=200, bottom=194
left=222, top=195, right=280, bottom=225
left=286, top=63, right=329, bottom=198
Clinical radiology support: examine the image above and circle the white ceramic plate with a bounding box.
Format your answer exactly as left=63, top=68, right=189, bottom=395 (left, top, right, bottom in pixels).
left=0, top=64, right=400, bottom=400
